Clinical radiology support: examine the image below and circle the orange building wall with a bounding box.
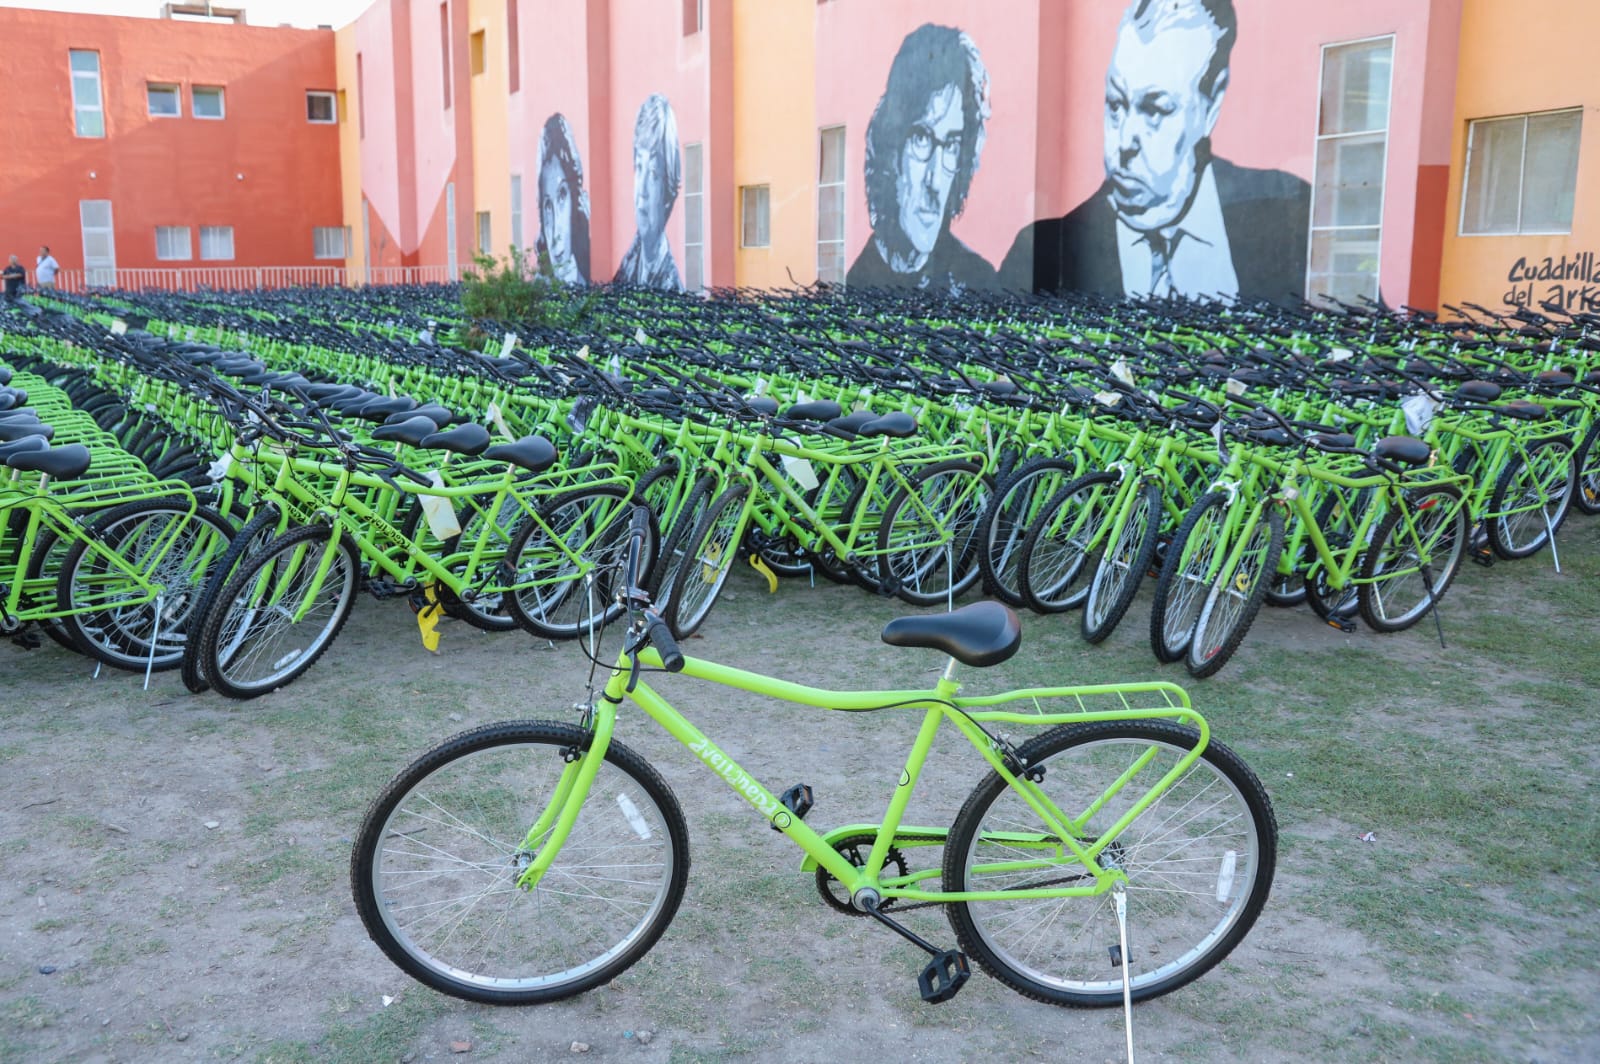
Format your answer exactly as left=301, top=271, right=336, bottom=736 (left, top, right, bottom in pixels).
left=1438, top=0, right=1600, bottom=316
left=0, top=9, right=341, bottom=274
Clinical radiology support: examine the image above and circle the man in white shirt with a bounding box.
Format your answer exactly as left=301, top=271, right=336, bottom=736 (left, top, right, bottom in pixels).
left=35, top=247, right=59, bottom=288
left=1001, top=0, right=1309, bottom=303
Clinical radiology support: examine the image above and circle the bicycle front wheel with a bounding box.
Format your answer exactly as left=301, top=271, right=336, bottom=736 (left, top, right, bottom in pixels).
left=942, top=720, right=1276, bottom=1008
left=665, top=483, right=750, bottom=638
left=1081, top=480, right=1161, bottom=644
left=1485, top=437, right=1575, bottom=560
left=1357, top=483, right=1468, bottom=632
left=351, top=720, right=689, bottom=1005
left=199, top=524, right=359, bottom=700
left=1185, top=506, right=1284, bottom=679
left=877, top=460, right=990, bottom=607
left=1148, top=491, right=1229, bottom=663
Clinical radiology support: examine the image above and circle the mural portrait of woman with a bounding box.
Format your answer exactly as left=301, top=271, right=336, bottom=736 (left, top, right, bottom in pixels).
left=614, top=93, right=683, bottom=292
left=848, top=23, right=998, bottom=295
left=535, top=113, right=592, bottom=286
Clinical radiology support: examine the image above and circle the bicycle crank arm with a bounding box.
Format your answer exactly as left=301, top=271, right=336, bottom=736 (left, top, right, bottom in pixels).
left=858, top=895, right=971, bottom=1003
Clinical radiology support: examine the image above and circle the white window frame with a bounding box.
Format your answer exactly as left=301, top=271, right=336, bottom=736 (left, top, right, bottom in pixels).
left=741, top=185, right=771, bottom=249
left=1306, top=34, right=1394, bottom=305
left=155, top=226, right=192, bottom=261
left=200, top=225, right=235, bottom=261
left=313, top=226, right=347, bottom=259
left=70, top=50, right=105, bottom=138
left=306, top=91, right=337, bottom=124
left=817, top=125, right=846, bottom=284
left=476, top=210, right=492, bottom=255
left=684, top=143, right=705, bottom=292
left=148, top=83, right=182, bottom=118
left=510, top=173, right=523, bottom=252
left=191, top=85, right=226, bottom=120
left=1459, top=108, right=1584, bottom=237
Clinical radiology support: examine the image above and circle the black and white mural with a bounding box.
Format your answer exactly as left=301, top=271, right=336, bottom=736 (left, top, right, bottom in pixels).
left=614, top=93, right=684, bottom=291
left=847, top=23, right=999, bottom=295
left=536, top=113, right=592, bottom=286
left=1003, top=0, right=1310, bottom=302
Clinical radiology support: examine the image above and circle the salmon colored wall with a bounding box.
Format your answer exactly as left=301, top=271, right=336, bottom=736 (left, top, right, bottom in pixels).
left=602, top=0, right=713, bottom=286
left=468, top=0, right=510, bottom=261
left=350, top=3, right=407, bottom=260
left=409, top=0, right=470, bottom=272
left=335, top=26, right=367, bottom=278
left=732, top=0, right=815, bottom=289
left=814, top=0, right=1040, bottom=274
left=1439, top=0, right=1600, bottom=317
left=0, top=9, right=340, bottom=273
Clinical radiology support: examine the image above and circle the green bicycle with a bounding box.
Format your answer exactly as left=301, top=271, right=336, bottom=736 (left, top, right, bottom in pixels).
left=351, top=510, right=1276, bottom=1009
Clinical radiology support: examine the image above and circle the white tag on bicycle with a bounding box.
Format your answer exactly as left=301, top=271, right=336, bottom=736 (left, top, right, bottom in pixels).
left=1329, top=347, right=1353, bottom=363
left=634, top=326, right=649, bottom=346
left=168, top=324, right=180, bottom=339
left=499, top=331, right=517, bottom=357
left=420, top=471, right=462, bottom=540
left=752, top=378, right=769, bottom=397
left=1211, top=419, right=1229, bottom=464
left=486, top=402, right=515, bottom=441
left=1224, top=378, right=1248, bottom=397
left=1401, top=393, right=1440, bottom=434
left=781, top=454, right=819, bottom=491
left=206, top=450, right=236, bottom=482
left=1110, top=358, right=1136, bottom=387
left=110, top=319, right=127, bottom=335
left=1093, top=390, right=1121, bottom=408
left=185, top=327, right=196, bottom=341
left=576, top=344, right=591, bottom=361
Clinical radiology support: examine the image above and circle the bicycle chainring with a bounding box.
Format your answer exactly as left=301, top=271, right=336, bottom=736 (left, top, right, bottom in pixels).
left=815, top=834, right=908, bottom=915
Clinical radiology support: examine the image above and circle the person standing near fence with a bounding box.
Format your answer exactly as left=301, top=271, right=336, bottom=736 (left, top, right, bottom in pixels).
left=34, top=246, right=59, bottom=289
left=2, top=255, right=25, bottom=300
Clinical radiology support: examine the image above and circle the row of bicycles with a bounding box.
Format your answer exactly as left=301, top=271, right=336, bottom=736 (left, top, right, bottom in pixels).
left=4, top=282, right=1595, bottom=1027
left=2, top=285, right=1596, bottom=701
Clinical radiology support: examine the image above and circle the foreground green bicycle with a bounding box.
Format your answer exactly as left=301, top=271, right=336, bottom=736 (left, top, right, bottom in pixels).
left=351, top=509, right=1276, bottom=1009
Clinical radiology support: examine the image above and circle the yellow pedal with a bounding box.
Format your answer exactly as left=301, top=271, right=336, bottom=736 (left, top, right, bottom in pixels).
left=748, top=553, right=778, bottom=594
left=416, top=584, right=443, bottom=653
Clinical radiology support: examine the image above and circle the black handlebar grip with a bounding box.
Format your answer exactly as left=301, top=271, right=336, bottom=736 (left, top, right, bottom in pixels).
left=646, top=613, right=685, bottom=672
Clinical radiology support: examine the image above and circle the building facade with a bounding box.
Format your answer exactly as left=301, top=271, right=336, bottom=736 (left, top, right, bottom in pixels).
left=1, top=0, right=1593, bottom=314
left=0, top=7, right=343, bottom=289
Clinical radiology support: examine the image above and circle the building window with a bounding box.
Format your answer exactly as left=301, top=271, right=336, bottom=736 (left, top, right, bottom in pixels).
left=682, top=0, right=703, bottom=35
left=148, top=83, right=181, bottom=118
left=476, top=211, right=492, bottom=254
left=313, top=227, right=348, bottom=259
left=818, top=126, right=846, bottom=284
left=192, top=86, right=225, bottom=119
left=741, top=185, right=771, bottom=249
left=200, top=226, right=234, bottom=260
left=440, top=2, right=452, bottom=109
left=356, top=53, right=366, bottom=137
left=1461, top=109, right=1583, bottom=236
left=469, top=30, right=485, bottom=77
left=155, top=227, right=191, bottom=261
left=1308, top=36, right=1392, bottom=306
left=684, top=143, right=704, bottom=291
left=69, top=50, right=105, bottom=138
left=306, top=91, right=336, bottom=123
left=510, top=173, right=523, bottom=251
left=506, top=0, right=520, bottom=94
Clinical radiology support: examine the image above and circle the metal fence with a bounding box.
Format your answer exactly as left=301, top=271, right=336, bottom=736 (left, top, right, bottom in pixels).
left=52, top=264, right=457, bottom=293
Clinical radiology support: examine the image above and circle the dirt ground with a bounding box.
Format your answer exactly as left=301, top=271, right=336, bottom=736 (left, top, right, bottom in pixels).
left=2, top=538, right=1597, bottom=1064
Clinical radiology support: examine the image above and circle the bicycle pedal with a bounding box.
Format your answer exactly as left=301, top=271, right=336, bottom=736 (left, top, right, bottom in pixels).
left=772, top=783, right=813, bottom=830
left=1325, top=614, right=1358, bottom=633
left=10, top=629, right=41, bottom=650
left=918, top=950, right=970, bottom=1004
left=1470, top=549, right=1495, bottom=568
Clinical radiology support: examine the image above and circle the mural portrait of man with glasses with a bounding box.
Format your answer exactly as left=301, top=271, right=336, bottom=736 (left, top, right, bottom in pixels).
left=847, top=23, right=999, bottom=295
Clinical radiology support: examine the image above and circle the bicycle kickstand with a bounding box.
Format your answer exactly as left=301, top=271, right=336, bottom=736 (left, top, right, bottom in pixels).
left=1114, top=884, right=1136, bottom=1064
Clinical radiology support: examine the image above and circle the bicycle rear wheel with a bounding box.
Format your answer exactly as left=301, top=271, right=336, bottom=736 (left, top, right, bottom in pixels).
left=182, top=503, right=282, bottom=693
left=1148, top=491, right=1229, bottom=663
left=1358, top=483, right=1468, bottom=632
left=877, top=460, right=990, bottom=607
left=1485, top=437, right=1575, bottom=560
left=200, top=524, right=360, bottom=700
left=942, top=720, right=1276, bottom=1007
left=1081, top=480, right=1161, bottom=644
left=979, top=457, right=1077, bottom=607
left=665, top=483, right=751, bottom=638
left=1017, top=471, right=1117, bottom=614
left=351, top=720, right=689, bottom=1005
left=504, top=485, right=643, bottom=641
left=1185, top=506, right=1284, bottom=679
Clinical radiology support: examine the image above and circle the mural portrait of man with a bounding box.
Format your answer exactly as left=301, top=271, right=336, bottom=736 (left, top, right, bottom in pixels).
left=1001, top=0, right=1311, bottom=303
left=847, top=23, right=998, bottom=295
left=614, top=93, right=683, bottom=292
left=536, top=113, right=592, bottom=286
